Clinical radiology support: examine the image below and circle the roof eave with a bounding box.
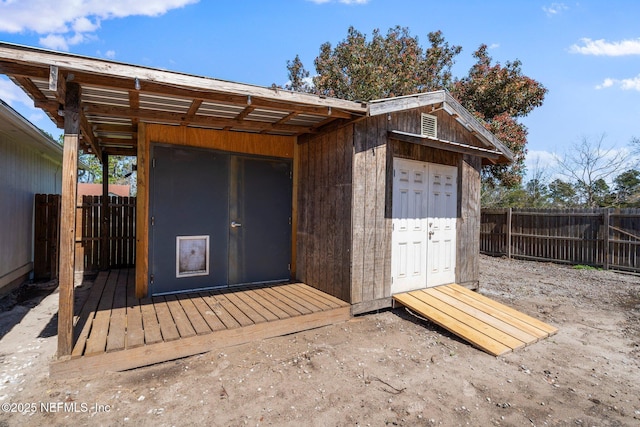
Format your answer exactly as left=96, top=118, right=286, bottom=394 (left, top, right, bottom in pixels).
left=0, top=42, right=368, bottom=115
left=367, top=90, right=515, bottom=164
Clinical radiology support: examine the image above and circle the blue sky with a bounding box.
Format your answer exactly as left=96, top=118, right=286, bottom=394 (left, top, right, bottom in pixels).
left=0, top=0, right=639, bottom=179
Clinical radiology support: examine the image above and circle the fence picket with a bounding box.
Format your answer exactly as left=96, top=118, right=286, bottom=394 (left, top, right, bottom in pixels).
left=34, top=194, right=136, bottom=279
left=481, top=208, right=640, bottom=273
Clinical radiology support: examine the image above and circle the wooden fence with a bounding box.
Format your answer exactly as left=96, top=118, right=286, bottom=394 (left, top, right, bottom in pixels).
left=481, top=208, right=640, bottom=273
left=34, top=194, right=61, bottom=280
left=34, top=194, right=136, bottom=280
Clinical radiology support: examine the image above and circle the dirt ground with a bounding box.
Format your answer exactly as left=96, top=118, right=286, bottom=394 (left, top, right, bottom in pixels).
left=1, top=255, right=639, bottom=427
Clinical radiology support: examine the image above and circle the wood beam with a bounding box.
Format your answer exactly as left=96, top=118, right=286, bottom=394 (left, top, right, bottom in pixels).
left=80, top=112, right=102, bottom=159
left=58, top=81, right=81, bottom=358
left=128, top=90, right=140, bottom=127
left=388, top=130, right=502, bottom=160
left=68, top=72, right=356, bottom=119
left=234, top=105, right=255, bottom=121
left=135, top=123, right=149, bottom=298
left=100, top=152, right=109, bottom=270
left=102, top=147, right=137, bottom=156
left=83, top=103, right=311, bottom=134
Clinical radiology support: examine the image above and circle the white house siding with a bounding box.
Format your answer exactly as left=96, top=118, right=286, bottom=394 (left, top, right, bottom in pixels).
left=0, top=132, right=61, bottom=292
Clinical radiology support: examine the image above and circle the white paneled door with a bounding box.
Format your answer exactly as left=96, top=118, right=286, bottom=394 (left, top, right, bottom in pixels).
left=391, top=158, right=457, bottom=294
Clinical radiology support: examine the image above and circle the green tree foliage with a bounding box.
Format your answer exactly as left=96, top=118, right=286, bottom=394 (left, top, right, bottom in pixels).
left=614, top=169, right=640, bottom=207
left=451, top=46, right=547, bottom=188
left=288, top=26, right=461, bottom=100
left=285, top=27, right=545, bottom=188
left=548, top=179, right=578, bottom=207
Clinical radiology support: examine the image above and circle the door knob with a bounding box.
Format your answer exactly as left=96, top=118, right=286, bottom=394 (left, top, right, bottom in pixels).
left=231, top=221, right=242, bottom=228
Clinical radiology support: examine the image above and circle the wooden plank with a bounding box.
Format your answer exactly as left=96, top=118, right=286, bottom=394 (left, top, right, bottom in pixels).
left=105, top=269, right=128, bottom=352
left=436, top=285, right=549, bottom=340
left=176, top=294, right=212, bottom=335
left=251, top=287, right=303, bottom=317
left=223, top=291, right=268, bottom=324
left=135, top=122, right=149, bottom=298
left=233, top=290, right=280, bottom=322
left=209, top=293, right=254, bottom=327
left=50, top=305, right=351, bottom=378
left=101, top=153, right=109, bottom=269
left=84, top=270, right=119, bottom=355
left=271, top=284, right=323, bottom=312
left=374, top=116, right=389, bottom=300
left=243, top=288, right=291, bottom=320
left=199, top=292, right=243, bottom=329
left=296, top=283, right=348, bottom=308
left=394, top=292, right=512, bottom=356
left=164, top=295, right=197, bottom=338
left=350, top=121, right=367, bottom=304
left=409, top=290, right=526, bottom=350
left=71, top=271, right=110, bottom=357
left=362, top=118, right=378, bottom=303
left=286, top=284, right=333, bottom=310
left=138, top=296, right=163, bottom=345
left=189, top=294, right=228, bottom=332
left=427, top=287, right=540, bottom=344
left=58, top=81, right=81, bottom=357
left=152, top=296, right=181, bottom=341
left=448, top=284, right=558, bottom=335
left=262, top=286, right=313, bottom=315
left=291, top=141, right=299, bottom=278
left=124, top=269, right=145, bottom=348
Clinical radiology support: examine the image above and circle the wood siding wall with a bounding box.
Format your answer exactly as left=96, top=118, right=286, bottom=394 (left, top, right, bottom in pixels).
left=351, top=108, right=484, bottom=308
left=0, top=134, right=61, bottom=291
left=296, top=125, right=353, bottom=303
left=351, top=115, right=392, bottom=306
left=457, top=155, right=482, bottom=286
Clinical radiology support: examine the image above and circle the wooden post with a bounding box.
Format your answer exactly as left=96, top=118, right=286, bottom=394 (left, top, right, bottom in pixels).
left=506, top=208, right=512, bottom=258
left=58, top=81, right=81, bottom=357
left=603, top=209, right=610, bottom=270
left=135, top=123, right=149, bottom=298
left=101, top=152, right=109, bottom=270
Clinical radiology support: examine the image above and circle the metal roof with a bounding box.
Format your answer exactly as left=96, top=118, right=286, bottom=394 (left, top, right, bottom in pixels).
left=0, top=42, right=367, bottom=158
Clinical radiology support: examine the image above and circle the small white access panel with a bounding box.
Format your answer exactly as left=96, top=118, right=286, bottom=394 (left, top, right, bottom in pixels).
left=391, top=158, right=457, bottom=294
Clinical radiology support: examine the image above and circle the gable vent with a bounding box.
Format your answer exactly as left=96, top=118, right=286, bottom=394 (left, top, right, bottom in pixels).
left=421, top=113, right=437, bottom=138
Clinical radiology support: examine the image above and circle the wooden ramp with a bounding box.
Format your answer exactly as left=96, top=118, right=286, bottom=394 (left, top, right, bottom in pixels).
left=393, top=284, right=558, bottom=356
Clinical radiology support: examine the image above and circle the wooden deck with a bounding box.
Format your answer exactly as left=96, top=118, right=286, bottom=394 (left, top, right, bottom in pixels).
left=50, top=269, right=350, bottom=378
left=393, top=283, right=558, bottom=356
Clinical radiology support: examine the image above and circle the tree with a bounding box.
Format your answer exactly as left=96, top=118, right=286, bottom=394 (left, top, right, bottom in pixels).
left=548, top=179, right=578, bottom=207
left=452, top=45, right=547, bottom=188
left=287, top=26, right=461, bottom=101
left=554, top=135, right=626, bottom=207
left=286, top=28, right=546, bottom=188
left=285, top=55, right=313, bottom=93
left=614, top=169, right=640, bottom=207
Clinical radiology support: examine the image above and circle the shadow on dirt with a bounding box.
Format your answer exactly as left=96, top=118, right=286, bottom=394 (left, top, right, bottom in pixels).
left=0, top=281, right=57, bottom=339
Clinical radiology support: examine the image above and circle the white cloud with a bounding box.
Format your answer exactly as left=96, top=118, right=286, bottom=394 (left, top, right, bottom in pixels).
left=0, top=0, right=199, bottom=50
left=542, top=3, right=568, bottom=17
left=105, top=50, right=116, bottom=59
left=596, top=75, right=640, bottom=91
left=0, top=76, right=34, bottom=107
left=488, top=43, right=500, bottom=50
left=570, top=37, right=640, bottom=56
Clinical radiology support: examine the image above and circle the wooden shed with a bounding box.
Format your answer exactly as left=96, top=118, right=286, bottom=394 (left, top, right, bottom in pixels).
left=0, top=43, right=513, bottom=372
